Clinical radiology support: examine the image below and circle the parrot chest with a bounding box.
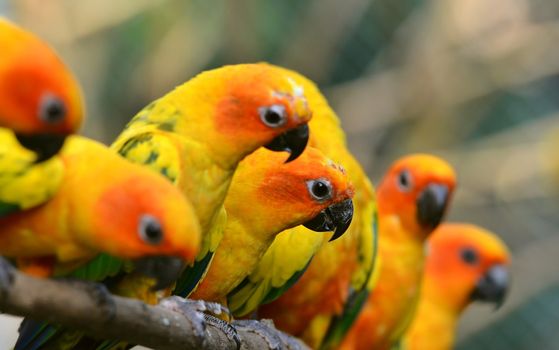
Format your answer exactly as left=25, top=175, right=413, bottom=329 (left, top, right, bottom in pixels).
left=368, top=220, right=425, bottom=348
left=403, top=298, right=456, bottom=350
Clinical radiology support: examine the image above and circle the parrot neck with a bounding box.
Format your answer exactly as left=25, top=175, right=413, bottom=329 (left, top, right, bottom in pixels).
left=403, top=291, right=458, bottom=350
left=368, top=214, right=426, bottom=345
left=191, top=217, right=273, bottom=302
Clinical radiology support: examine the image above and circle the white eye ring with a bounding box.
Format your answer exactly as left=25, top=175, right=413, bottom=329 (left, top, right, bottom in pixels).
left=397, top=170, right=413, bottom=192
left=306, top=179, right=333, bottom=202
left=38, top=93, right=66, bottom=124
left=259, top=104, right=287, bottom=128
left=138, top=214, right=164, bottom=245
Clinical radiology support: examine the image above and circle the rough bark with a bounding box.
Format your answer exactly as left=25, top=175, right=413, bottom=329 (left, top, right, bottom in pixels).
left=0, top=259, right=308, bottom=350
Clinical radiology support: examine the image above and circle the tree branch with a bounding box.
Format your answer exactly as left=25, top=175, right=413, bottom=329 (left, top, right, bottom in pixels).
left=0, top=258, right=308, bottom=350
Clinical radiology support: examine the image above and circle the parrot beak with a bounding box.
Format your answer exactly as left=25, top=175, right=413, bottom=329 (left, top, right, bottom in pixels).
left=303, top=199, right=354, bottom=241
left=470, top=265, right=510, bottom=310
left=416, top=183, right=449, bottom=229
left=15, top=132, right=67, bottom=163
left=133, top=256, right=185, bottom=291
left=265, top=124, right=309, bottom=163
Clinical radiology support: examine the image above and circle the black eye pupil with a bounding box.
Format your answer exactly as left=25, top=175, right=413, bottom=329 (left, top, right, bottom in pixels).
left=312, top=181, right=329, bottom=198
left=40, top=95, right=66, bottom=124
left=461, top=248, right=478, bottom=265
left=265, top=110, right=282, bottom=125
left=145, top=223, right=162, bottom=240
left=139, top=215, right=163, bottom=245
left=260, top=105, right=286, bottom=127
left=398, top=170, right=411, bottom=191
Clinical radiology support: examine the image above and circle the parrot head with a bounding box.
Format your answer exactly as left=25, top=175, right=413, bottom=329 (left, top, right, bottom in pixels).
left=0, top=19, right=84, bottom=162
left=192, top=63, right=312, bottom=164
left=425, top=223, right=511, bottom=312
left=227, top=147, right=354, bottom=242
left=88, top=168, right=201, bottom=289
left=377, top=154, right=457, bottom=238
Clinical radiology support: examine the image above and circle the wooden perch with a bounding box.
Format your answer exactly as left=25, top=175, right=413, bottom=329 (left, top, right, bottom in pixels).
left=0, top=258, right=309, bottom=350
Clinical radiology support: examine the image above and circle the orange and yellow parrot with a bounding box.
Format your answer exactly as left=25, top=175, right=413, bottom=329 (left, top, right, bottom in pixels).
left=235, top=68, right=378, bottom=349
left=0, top=19, right=84, bottom=216
left=0, top=135, right=200, bottom=278
left=338, top=154, right=457, bottom=350
left=0, top=18, right=83, bottom=161
left=12, top=135, right=201, bottom=350
left=191, top=146, right=354, bottom=308
left=16, top=63, right=313, bottom=350
left=111, top=63, right=313, bottom=298
left=401, top=223, right=511, bottom=350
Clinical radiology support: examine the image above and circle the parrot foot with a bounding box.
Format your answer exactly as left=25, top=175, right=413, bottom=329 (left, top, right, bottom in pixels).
left=205, top=313, right=241, bottom=349
left=159, top=296, right=240, bottom=348
left=60, top=279, right=116, bottom=321
left=0, top=257, right=15, bottom=298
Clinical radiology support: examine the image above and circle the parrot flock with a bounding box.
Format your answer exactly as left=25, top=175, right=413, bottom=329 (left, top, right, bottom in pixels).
left=0, top=18, right=512, bottom=350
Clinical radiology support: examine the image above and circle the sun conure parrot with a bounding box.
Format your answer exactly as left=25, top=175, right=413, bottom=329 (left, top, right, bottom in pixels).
left=20, top=64, right=314, bottom=350
left=338, top=154, right=457, bottom=350
left=234, top=68, right=378, bottom=349
left=190, top=146, right=354, bottom=309
left=86, top=147, right=355, bottom=350
left=401, top=223, right=511, bottom=350
left=110, top=63, right=313, bottom=299
left=0, top=135, right=200, bottom=278
left=0, top=18, right=83, bottom=162
left=11, top=135, right=202, bottom=350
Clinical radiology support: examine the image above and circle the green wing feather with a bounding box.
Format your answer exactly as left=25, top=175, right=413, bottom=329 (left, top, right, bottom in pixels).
left=228, top=226, right=325, bottom=317
left=320, top=210, right=379, bottom=350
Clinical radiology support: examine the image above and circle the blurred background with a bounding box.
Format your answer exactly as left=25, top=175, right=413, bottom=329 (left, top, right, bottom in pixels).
left=1, top=0, right=559, bottom=349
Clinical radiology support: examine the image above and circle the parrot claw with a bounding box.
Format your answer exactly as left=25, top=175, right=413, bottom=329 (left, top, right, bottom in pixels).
left=59, top=279, right=116, bottom=322
left=205, top=313, right=241, bottom=349
left=159, top=296, right=240, bottom=348
left=0, top=257, right=15, bottom=299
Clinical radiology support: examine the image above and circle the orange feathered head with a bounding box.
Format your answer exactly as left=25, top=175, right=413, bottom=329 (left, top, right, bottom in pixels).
left=425, top=223, right=511, bottom=312
left=377, top=154, right=457, bottom=238
left=182, top=63, right=313, bottom=164
left=227, top=147, right=354, bottom=241
left=85, top=160, right=201, bottom=290
left=90, top=168, right=201, bottom=264
left=0, top=19, right=84, bottom=160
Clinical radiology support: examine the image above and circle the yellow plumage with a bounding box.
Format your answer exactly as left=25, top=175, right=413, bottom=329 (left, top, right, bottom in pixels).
left=0, top=128, right=63, bottom=215
left=229, top=68, right=378, bottom=350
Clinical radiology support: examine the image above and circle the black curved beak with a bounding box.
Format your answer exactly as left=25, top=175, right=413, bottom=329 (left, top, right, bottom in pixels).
left=264, top=124, right=309, bottom=163
left=470, top=265, right=510, bottom=309
left=416, top=184, right=449, bottom=229
left=15, top=133, right=67, bottom=163
left=303, top=199, right=353, bottom=242
left=134, top=256, right=185, bottom=291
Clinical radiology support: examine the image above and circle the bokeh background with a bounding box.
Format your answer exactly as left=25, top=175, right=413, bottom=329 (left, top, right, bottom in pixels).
left=1, top=0, right=559, bottom=349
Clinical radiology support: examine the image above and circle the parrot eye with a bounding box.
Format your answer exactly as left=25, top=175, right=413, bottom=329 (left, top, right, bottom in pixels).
left=138, top=214, right=164, bottom=245
left=259, top=104, right=287, bottom=128
left=460, top=247, right=479, bottom=265
left=38, top=93, right=66, bottom=124
left=306, top=179, right=332, bottom=202
left=397, top=170, right=413, bottom=192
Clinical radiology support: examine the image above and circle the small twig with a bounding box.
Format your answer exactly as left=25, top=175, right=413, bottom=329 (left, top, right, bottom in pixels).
left=0, top=258, right=309, bottom=350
